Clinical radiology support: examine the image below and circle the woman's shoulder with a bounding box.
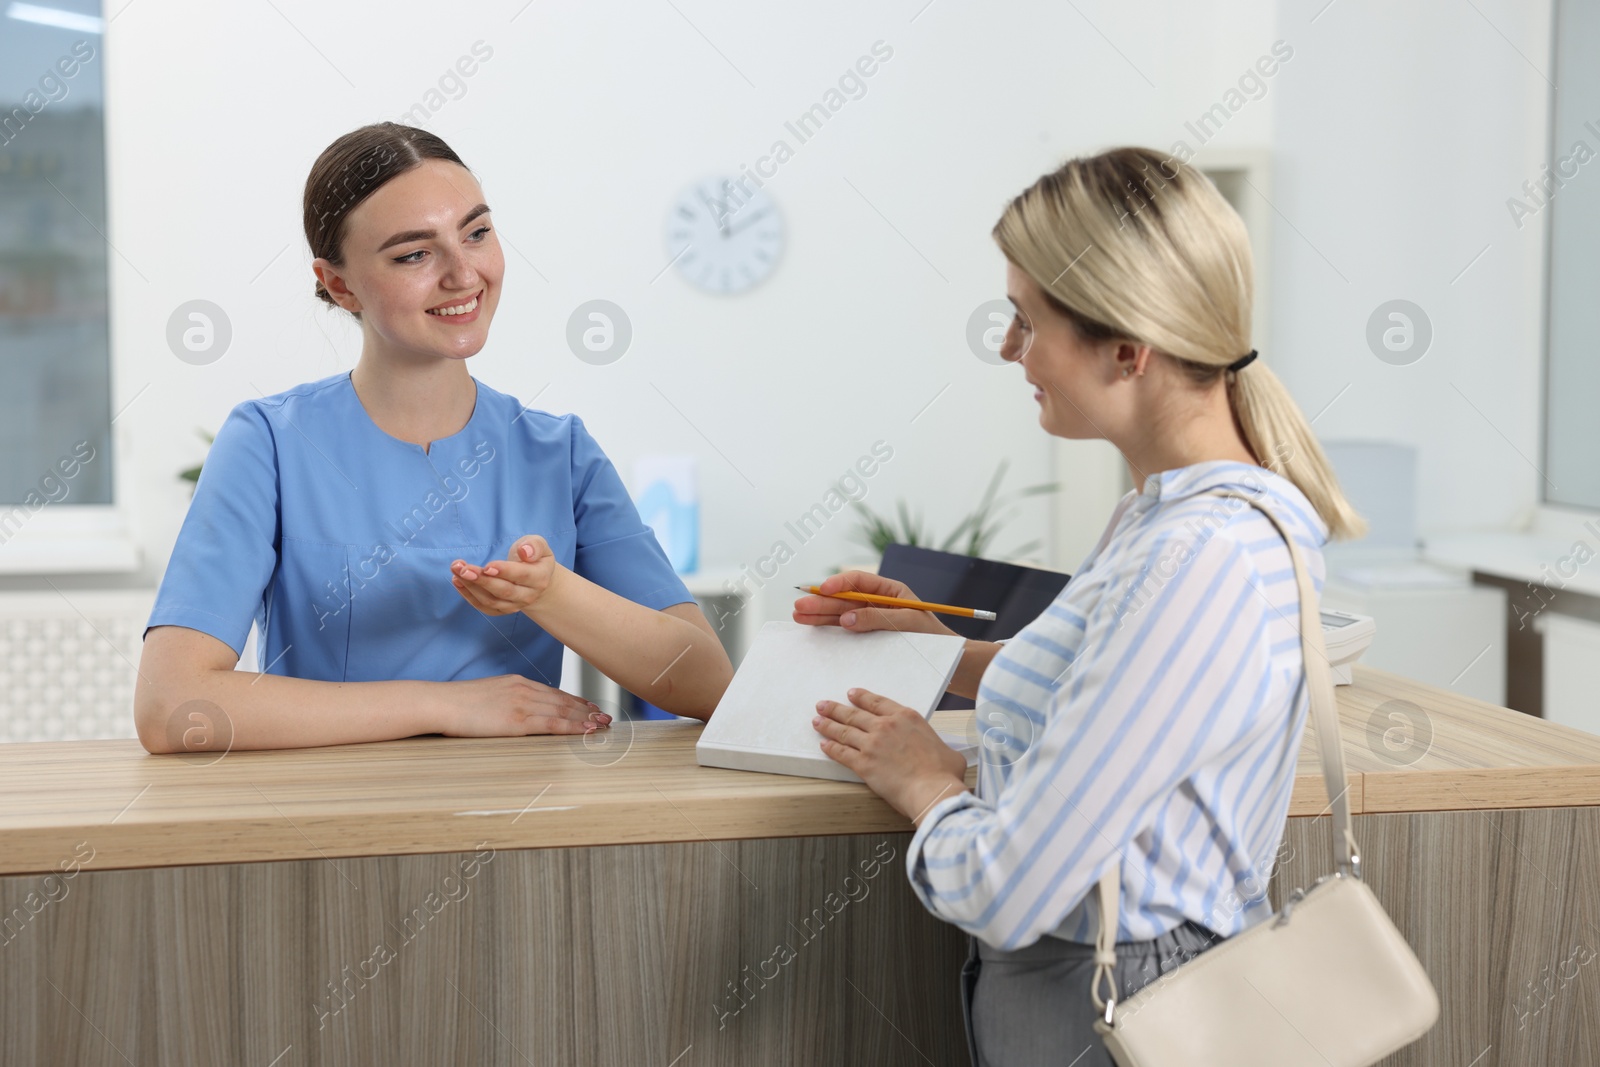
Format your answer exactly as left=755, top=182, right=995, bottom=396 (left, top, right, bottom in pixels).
left=231, top=372, right=351, bottom=418
left=473, top=378, right=590, bottom=443
left=469, top=383, right=634, bottom=490
left=1112, top=460, right=1328, bottom=575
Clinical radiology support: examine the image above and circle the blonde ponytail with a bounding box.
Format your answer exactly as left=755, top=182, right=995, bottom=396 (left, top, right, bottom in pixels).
left=1227, top=360, right=1366, bottom=539
left=992, top=147, right=1366, bottom=540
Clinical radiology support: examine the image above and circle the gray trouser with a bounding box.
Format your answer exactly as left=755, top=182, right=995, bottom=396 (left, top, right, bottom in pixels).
left=959, top=920, right=1220, bottom=1066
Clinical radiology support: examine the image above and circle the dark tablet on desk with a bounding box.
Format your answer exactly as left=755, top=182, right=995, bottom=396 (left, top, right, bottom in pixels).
left=877, top=544, right=1071, bottom=708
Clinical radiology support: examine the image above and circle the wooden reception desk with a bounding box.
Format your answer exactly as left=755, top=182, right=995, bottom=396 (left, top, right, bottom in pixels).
left=2, top=666, right=1598, bottom=1065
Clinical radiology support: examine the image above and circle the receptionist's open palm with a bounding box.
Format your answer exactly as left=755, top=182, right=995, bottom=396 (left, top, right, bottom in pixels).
left=450, top=535, right=558, bottom=617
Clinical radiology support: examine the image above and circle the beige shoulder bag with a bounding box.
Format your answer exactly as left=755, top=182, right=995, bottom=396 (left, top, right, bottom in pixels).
left=1090, top=490, right=1440, bottom=1066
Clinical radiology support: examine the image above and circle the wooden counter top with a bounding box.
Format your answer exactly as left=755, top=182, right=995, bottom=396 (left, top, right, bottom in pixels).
left=2, top=666, right=1598, bottom=877
left=1311, top=665, right=1600, bottom=812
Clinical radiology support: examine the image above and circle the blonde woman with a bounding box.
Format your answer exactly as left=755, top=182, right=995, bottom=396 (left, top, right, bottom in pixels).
left=794, top=147, right=1363, bottom=1065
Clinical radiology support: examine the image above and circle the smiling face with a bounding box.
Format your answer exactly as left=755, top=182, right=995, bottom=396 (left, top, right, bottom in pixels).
left=312, top=158, right=504, bottom=362
left=1002, top=261, right=1140, bottom=440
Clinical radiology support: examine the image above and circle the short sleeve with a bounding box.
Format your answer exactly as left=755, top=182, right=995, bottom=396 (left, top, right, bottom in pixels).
left=568, top=416, right=694, bottom=611
left=145, top=402, right=282, bottom=659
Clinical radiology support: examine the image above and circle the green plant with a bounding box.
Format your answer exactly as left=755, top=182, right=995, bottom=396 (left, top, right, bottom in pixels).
left=178, top=428, right=214, bottom=493
left=849, top=459, right=1056, bottom=559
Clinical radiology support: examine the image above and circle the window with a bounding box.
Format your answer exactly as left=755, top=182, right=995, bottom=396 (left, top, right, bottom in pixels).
left=1542, top=0, right=1600, bottom=510
left=0, top=2, right=130, bottom=572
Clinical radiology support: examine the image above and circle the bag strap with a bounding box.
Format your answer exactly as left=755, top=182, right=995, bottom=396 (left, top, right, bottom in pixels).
left=1089, top=489, right=1359, bottom=1022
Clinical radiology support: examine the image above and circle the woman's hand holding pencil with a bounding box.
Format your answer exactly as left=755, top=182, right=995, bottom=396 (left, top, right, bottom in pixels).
left=794, top=585, right=998, bottom=621
left=792, top=571, right=968, bottom=636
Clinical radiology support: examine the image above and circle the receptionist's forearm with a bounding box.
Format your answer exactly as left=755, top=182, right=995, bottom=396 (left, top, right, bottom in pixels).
left=526, top=569, right=732, bottom=720
left=136, top=666, right=440, bottom=753
left=946, top=640, right=1004, bottom=700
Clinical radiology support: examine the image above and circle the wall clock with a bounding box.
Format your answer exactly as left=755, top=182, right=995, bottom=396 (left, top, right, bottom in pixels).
left=665, top=176, right=783, bottom=295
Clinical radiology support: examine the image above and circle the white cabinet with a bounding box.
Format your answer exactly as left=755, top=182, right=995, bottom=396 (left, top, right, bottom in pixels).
left=1320, top=578, right=1506, bottom=707
left=1534, top=613, right=1600, bottom=737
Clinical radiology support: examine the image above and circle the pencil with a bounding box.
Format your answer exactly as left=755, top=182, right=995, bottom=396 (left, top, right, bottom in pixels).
left=794, top=585, right=997, bottom=622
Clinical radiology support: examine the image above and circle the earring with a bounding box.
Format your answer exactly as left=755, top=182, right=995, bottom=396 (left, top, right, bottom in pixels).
left=1123, top=367, right=1133, bottom=378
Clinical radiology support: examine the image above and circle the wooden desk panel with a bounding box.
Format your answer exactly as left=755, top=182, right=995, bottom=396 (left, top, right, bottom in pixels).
left=0, top=835, right=972, bottom=1067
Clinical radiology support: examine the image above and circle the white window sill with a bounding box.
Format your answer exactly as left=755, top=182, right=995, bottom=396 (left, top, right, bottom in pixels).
left=0, top=506, right=141, bottom=575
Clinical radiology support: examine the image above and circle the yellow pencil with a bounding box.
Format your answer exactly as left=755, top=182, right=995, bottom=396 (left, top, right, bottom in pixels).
left=794, top=585, right=997, bottom=621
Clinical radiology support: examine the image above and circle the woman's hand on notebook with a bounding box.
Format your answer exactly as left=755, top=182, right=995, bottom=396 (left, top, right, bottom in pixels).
left=792, top=570, right=959, bottom=638
left=450, top=535, right=560, bottom=617
left=813, top=686, right=970, bottom=822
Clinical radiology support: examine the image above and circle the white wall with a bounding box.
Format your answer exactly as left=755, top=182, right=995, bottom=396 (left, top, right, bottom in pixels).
left=1266, top=0, right=1552, bottom=539
left=16, top=0, right=1550, bottom=610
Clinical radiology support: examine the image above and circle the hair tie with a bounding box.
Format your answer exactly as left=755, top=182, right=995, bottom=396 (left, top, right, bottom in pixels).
left=1227, top=349, right=1257, bottom=373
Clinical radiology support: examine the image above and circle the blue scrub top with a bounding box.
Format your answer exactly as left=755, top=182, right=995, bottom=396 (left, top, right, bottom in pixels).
left=146, top=371, right=694, bottom=686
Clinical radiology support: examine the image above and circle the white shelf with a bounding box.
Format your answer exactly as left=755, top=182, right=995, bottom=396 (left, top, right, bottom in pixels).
left=1423, top=532, right=1600, bottom=600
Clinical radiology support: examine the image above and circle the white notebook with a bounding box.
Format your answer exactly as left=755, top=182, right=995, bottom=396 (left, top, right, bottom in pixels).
left=696, top=621, right=967, bottom=782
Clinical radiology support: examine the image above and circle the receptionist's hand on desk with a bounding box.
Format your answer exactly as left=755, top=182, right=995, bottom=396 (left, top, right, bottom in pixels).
left=430, top=674, right=609, bottom=737
left=792, top=570, right=1005, bottom=699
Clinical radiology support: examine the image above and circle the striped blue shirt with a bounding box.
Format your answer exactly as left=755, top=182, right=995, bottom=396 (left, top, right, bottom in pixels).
left=906, top=460, right=1328, bottom=948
